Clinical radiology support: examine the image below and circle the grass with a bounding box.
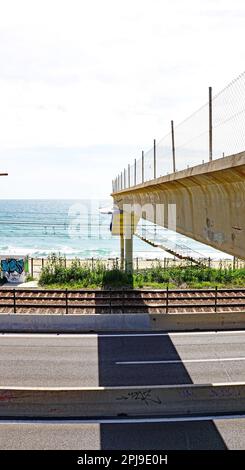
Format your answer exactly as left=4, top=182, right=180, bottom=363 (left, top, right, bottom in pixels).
left=39, top=255, right=133, bottom=288
left=38, top=254, right=245, bottom=289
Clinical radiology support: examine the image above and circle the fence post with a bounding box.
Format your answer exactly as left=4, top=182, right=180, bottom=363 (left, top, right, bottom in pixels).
left=128, top=164, right=130, bottom=188
left=121, top=172, right=123, bottom=190
left=122, top=288, right=124, bottom=314
left=42, top=258, right=44, bottom=269
left=142, top=150, right=144, bottom=183
left=166, top=285, right=169, bottom=313
left=65, top=288, right=68, bottom=314
left=153, top=138, right=156, bottom=179
left=109, top=288, right=112, bottom=314
left=209, top=86, right=213, bottom=161
left=31, top=257, right=34, bottom=277
left=124, top=168, right=126, bottom=189
left=134, top=158, right=137, bottom=186
left=13, top=288, right=16, bottom=313
left=171, top=120, right=176, bottom=172
left=214, top=285, right=218, bottom=312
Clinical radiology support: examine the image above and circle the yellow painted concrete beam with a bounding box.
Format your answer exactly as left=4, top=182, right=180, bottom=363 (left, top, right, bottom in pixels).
left=112, top=152, right=245, bottom=259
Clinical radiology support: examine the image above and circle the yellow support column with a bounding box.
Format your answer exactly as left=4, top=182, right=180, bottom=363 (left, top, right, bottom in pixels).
left=120, top=232, right=124, bottom=270
left=125, top=212, right=133, bottom=273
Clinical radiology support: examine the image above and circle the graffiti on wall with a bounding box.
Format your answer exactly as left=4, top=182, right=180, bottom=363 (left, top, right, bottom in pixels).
left=0, top=258, right=26, bottom=283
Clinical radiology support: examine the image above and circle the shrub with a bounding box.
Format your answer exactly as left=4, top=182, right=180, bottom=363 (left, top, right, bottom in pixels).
left=39, top=254, right=245, bottom=289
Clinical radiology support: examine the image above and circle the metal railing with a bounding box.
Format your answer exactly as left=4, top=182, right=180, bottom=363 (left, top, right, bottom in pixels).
left=112, top=71, right=245, bottom=192
left=1, top=287, right=245, bottom=314
left=27, top=256, right=245, bottom=278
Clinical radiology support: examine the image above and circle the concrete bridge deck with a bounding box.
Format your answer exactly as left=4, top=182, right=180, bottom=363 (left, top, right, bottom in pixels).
left=112, top=151, right=245, bottom=260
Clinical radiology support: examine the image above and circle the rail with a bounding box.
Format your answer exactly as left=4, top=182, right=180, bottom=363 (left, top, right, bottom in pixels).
left=0, top=288, right=245, bottom=314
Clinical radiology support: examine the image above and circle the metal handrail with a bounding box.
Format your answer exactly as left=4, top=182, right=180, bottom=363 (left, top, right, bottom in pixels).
left=0, top=287, right=245, bottom=314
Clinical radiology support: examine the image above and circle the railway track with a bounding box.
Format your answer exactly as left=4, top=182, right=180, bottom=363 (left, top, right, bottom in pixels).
left=0, top=287, right=245, bottom=314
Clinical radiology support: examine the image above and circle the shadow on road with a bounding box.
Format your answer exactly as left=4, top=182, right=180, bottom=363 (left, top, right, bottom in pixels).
left=100, top=421, right=227, bottom=450
left=97, top=330, right=227, bottom=449
left=98, top=332, right=196, bottom=386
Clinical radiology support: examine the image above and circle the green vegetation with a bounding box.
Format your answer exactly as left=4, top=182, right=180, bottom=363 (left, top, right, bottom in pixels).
left=39, top=255, right=132, bottom=288
left=39, top=254, right=245, bottom=289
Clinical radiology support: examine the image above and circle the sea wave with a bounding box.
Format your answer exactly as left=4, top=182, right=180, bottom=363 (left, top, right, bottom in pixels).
left=0, top=244, right=232, bottom=261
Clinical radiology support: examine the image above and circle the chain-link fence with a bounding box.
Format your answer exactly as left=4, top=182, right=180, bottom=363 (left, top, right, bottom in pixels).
left=112, top=71, right=245, bottom=191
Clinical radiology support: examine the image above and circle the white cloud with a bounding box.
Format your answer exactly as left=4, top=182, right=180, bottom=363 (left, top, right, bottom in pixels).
left=0, top=0, right=244, bottom=196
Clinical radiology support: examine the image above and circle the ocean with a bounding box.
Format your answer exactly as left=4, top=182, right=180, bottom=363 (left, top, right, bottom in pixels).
left=0, top=199, right=231, bottom=260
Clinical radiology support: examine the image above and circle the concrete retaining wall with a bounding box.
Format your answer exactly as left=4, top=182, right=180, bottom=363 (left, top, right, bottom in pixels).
left=1, top=383, right=245, bottom=418
left=0, top=313, right=151, bottom=332
left=0, top=312, right=244, bottom=332
left=150, top=312, right=245, bottom=331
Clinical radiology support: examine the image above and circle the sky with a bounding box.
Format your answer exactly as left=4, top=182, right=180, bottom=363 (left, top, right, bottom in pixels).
left=0, top=0, right=244, bottom=199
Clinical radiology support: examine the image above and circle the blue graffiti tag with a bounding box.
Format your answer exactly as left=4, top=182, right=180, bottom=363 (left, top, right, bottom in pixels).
left=1, top=259, right=24, bottom=275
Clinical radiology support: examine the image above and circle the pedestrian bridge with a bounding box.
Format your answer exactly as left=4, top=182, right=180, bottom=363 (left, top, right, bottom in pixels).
left=112, top=151, right=245, bottom=268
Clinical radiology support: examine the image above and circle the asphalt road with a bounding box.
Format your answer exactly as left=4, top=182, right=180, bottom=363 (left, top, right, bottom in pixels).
left=0, top=416, right=244, bottom=449
left=0, top=331, right=245, bottom=450
left=0, top=331, right=245, bottom=386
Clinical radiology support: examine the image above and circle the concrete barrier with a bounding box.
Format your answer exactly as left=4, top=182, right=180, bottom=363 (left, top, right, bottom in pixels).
left=0, top=313, right=151, bottom=332
left=0, top=312, right=244, bottom=332
left=150, top=312, right=245, bottom=331
left=0, top=383, right=245, bottom=418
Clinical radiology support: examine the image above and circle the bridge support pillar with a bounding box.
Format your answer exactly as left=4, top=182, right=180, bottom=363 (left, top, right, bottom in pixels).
left=125, top=235, right=133, bottom=273
left=120, top=233, right=124, bottom=270
left=125, top=212, right=134, bottom=273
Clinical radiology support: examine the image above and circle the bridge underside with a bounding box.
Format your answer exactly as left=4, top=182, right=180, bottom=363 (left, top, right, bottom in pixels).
left=112, top=152, right=245, bottom=260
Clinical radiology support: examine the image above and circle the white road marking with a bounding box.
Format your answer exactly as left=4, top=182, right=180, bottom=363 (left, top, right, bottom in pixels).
left=0, top=381, right=245, bottom=390
left=116, top=357, right=245, bottom=365
left=0, top=414, right=245, bottom=425
left=1, top=331, right=245, bottom=338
